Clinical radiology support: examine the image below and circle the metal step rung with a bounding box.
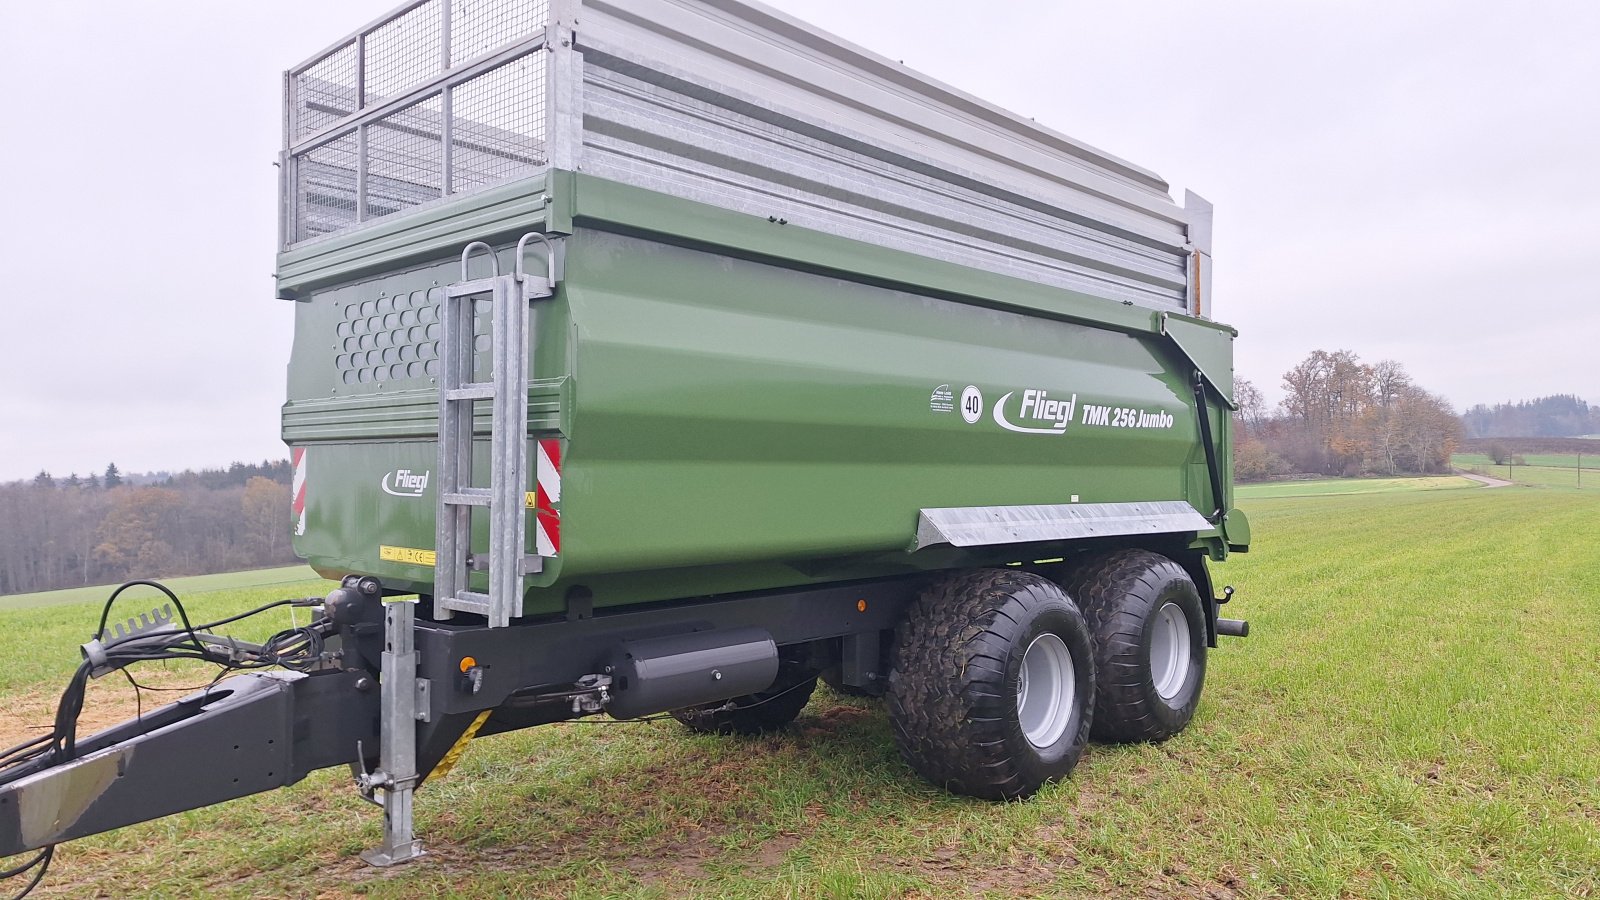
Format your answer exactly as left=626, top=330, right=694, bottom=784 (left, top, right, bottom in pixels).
left=439, top=593, right=492, bottom=616
left=446, top=278, right=499, bottom=299
left=444, top=384, right=495, bottom=402
left=443, top=490, right=492, bottom=507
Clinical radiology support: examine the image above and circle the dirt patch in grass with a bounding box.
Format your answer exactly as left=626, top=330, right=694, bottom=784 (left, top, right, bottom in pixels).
left=750, top=831, right=802, bottom=869
left=0, top=664, right=219, bottom=751
left=313, top=822, right=731, bottom=897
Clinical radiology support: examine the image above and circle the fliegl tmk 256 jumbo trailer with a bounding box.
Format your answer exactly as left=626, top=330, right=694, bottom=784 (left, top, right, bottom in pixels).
left=0, top=0, right=1250, bottom=879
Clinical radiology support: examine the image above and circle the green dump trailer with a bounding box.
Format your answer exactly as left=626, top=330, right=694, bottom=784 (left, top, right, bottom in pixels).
left=1, top=0, right=1249, bottom=880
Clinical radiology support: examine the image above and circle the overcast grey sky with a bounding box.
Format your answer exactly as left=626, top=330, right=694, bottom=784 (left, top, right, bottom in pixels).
left=1, top=0, right=1595, bottom=481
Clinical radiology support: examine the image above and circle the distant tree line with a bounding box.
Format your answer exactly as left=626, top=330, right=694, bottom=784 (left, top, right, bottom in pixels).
left=0, top=461, right=296, bottom=596
left=1461, top=395, right=1600, bottom=439
left=1234, top=350, right=1462, bottom=480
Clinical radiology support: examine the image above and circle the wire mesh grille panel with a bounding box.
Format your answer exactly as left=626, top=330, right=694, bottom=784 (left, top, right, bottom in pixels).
left=366, top=96, right=446, bottom=221
left=286, top=1, right=551, bottom=245
left=290, top=0, right=550, bottom=140
left=452, top=54, right=547, bottom=193
left=364, top=1, right=445, bottom=105
left=452, top=0, right=550, bottom=65
left=296, top=135, right=361, bottom=240
left=293, top=41, right=359, bottom=143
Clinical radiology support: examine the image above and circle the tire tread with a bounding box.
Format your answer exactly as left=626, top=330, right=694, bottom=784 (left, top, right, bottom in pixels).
left=886, top=569, right=1093, bottom=800
left=1060, top=549, right=1205, bottom=743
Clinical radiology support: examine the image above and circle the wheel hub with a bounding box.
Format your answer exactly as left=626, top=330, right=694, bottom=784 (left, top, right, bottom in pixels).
left=1149, top=602, right=1192, bottom=701
left=1016, top=633, right=1075, bottom=749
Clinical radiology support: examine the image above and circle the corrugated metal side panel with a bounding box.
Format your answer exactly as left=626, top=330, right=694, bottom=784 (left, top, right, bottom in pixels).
left=568, top=0, right=1193, bottom=310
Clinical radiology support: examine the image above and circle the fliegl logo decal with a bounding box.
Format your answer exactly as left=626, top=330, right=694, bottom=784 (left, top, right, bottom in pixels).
left=993, top=389, right=1077, bottom=435
left=935, top=383, right=1177, bottom=436
left=381, top=468, right=431, bottom=498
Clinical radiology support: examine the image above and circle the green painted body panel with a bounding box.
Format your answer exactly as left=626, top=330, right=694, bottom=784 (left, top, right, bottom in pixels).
left=1224, top=507, right=1252, bottom=550
left=281, top=171, right=1241, bottom=616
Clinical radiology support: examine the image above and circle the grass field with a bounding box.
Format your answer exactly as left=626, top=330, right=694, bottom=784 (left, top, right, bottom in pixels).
left=1235, top=475, right=1478, bottom=500
left=1454, top=452, right=1599, bottom=470
left=0, top=565, right=323, bottom=611
left=3, top=489, right=1599, bottom=898
left=1453, top=459, right=1599, bottom=491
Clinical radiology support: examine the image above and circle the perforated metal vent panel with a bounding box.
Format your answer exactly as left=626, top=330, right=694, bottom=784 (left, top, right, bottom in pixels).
left=334, top=289, right=444, bottom=385
left=333, top=290, right=497, bottom=386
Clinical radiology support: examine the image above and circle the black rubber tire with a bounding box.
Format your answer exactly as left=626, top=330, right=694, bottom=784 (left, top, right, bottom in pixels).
left=670, top=664, right=818, bottom=735
left=1060, top=549, right=1207, bottom=743
left=885, top=569, right=1095, bottom=800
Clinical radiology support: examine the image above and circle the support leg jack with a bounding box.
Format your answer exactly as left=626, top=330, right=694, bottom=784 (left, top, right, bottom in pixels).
left=358, top=598, right=426, bottom=867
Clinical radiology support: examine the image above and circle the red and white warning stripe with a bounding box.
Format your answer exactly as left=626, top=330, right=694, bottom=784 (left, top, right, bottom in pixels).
left=291, top=447, right=308, bottom=536
left=534, top=439, right=561, bottom=557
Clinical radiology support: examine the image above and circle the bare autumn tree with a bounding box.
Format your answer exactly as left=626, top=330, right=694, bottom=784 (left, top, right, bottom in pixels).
left=93, top=487, right=185, bottom=577
left=1279, top=349, right=1377, bottom=474
left=0, top=461, right=299, bottom=596
left=1251, top=353, right=1459, bottom=479
left=242, top=477, right=292, bottom=561
left=1391, top=387, right=1463, bottom=473
left=1281, top=350, right=1375, bottom=426
left=1234, top=378, right=1267, bottom=440
left=1371, top=359, right=1412, bottom=409
left=1231, top=378, right=1288, bottom=481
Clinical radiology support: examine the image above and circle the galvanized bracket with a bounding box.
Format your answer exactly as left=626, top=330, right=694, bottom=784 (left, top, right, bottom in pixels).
left=359, top=598, right=425, bottom=867
left=414, top=678, right=432, bottom=723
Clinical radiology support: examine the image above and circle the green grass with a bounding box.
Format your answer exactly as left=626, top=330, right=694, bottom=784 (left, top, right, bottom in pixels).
left=1236, top=475, right=1478, bottom=500
left=1453, top=461, right=1599, bottom=491
left=1454, top=452, right=1599, bottom=470
left=0, top=575, right=336, bottom=693
left=5, top=489, right=1600, bottom=898
left=0, top=565, right=323, bottom=611
left=1498, top=466, right=1598, bottom=490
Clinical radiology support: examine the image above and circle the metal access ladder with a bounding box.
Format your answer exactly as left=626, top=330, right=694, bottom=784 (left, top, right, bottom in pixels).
left=434, top=233, right=558, bottom=628
left=361, top=233, right=560, bottom=868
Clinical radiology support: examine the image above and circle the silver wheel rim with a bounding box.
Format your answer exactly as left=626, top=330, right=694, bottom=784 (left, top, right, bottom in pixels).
left=1150, top=602, right=1192, bottom=701
left=1017, top=633, right=1076, bottom=749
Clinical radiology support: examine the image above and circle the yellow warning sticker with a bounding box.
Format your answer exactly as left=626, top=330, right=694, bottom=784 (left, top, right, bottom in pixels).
left=525, top=491, right=538, bottom=509
left=380, top=545, right=437, bottom=566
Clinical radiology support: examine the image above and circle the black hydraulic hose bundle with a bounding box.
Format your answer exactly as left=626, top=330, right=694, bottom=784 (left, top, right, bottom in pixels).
left=0, top=581, right=329, bottom=899
left=0, top=848, right=50, bottom=900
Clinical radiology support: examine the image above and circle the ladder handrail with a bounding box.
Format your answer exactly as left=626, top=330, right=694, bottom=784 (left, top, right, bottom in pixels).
left=515, top=232, right=556, bottom=294
left=460, top=241, right=501, bottom=280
